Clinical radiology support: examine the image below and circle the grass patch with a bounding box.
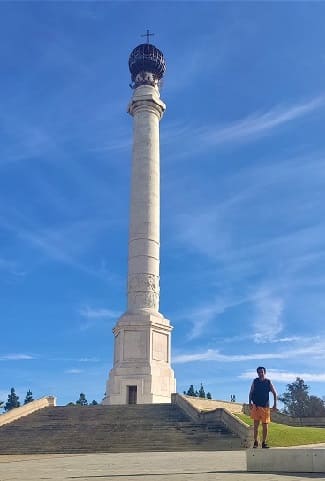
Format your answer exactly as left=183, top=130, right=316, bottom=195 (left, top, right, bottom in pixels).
left=235, top=413, right=325, bottom=447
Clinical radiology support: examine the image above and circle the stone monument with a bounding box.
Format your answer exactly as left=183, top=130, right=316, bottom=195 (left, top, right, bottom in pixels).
left=103, top=36, right=176, bottom=405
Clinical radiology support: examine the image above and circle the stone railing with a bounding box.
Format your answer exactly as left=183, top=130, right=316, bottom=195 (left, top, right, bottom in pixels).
left=0, top=396, right=56, bottom=427
left=172, top=393, right=253, bottom=447
left=243, top=403, right=325, bottom=427
left=179, top=395, right=243, bottom=413
left=171, top=393, right=201, bottom=421
left=204, top=408, right=253, bottom=448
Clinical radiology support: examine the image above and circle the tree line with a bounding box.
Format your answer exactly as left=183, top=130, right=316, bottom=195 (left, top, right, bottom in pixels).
left=0, top=388, right=99, bottom=411
left=183, top=383, right=212, bottom=399
left=0, top=388, right=34, bottom=412
left=2, top=378, right=325, bottom=417
left=67, top=393, right=98, bottom=406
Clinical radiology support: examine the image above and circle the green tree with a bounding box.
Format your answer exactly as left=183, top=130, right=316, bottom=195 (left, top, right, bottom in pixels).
left=24, top=389, right=34, bottom=405
left=279, top=377, right=325, bottom=417
left=76, top=393, right=88, bottom=406
left=91, top=400, right=98, bottom=405
left=198, top=383, right=206, bottom=399
left=185, top=385, right=196, bottom=397
left=4, top=387, right=20, bottom=411
left=184, top=384, right=212, bottom=399
left=66, top=402, right=75, bottom=406
left=307, top=395, right=325, bottom=416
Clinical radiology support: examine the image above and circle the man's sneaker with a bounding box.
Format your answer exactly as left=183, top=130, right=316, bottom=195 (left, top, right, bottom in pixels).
left=262, top=442, right=270, bottom=448
left=253, top=441, right=258, bottom=448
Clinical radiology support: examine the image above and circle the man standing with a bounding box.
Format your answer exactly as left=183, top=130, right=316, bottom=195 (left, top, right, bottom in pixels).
left=249, top=366, right=277, bottom=448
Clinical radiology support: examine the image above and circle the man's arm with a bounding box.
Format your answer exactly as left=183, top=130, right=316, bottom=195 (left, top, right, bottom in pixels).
left=249, top=382, right=255, bottom=406
left=270, top=381, right=277, bottom=410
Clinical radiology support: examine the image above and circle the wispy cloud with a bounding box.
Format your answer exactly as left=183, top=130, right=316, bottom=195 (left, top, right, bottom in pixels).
left=163, top=96, right=325, bottom=163
left=48, top=356, right=100, bottom=363
left=65, top=369, right=83, bottom=375
left=175, top=294, right=251, bottom=340
left=173, top=349, right=285, bottom=364
left=173, top=340, right=325, bottom=364
left=0, top=354, right=35, bottom=361
left=0, top=257, right=26, bottom=278
left=0, top=210, right=117, bottom=282
left=240, top=369, right=325, bottom=383
left=174, top=288, right=285, bottom=342
left=204, top=95, right=325, bottom=145
left=78, top=357, right=100, bottom=363
left=79, top=306, right=120, bottom=331
left=252, top=290, right=284, bottom=343
left=79, top=306, right=119, bottom=319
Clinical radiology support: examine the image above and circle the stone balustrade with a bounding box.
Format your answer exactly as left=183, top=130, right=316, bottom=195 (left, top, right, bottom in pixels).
left=0, top=396, right=56, bottom=427
left=172, top=393, right=253, bottom=447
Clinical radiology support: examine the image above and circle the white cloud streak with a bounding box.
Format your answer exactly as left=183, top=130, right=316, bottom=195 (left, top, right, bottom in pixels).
left=65, top=369, right=83, bottom=374
left=173, top=349, right=284, bottom=364
left=174, top=288, right=285, bottom=342
left=79, top=306, right=120, bottom=331
left=240, top=370, right=325, bottom=383
left=252, top=290, right=284, bottom=343
left=203, top=95, right=325, bottom=145
left=79, top=306, right=119, bottom=320
left=173, top=341, right=325, bottom=364
left=163, top=96, right=325, bottom=164
left=0, top=354, right=35, bottom=361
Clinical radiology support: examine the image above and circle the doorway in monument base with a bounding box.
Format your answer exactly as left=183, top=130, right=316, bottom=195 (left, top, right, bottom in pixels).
left=127, top=385, right=137, bottom=404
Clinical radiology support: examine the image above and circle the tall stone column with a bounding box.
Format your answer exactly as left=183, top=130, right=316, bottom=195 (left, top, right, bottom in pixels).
left=127, top=85, right=164, bottom=313
left=103, top=42, right=176, bottom=405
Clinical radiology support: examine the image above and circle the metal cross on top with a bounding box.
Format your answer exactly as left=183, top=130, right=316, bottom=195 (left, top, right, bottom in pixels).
left=141, top=29, right=155, bottom=43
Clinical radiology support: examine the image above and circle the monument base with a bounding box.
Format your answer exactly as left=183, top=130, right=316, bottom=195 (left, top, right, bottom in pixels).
left=103, top=310, right=176, bottom=405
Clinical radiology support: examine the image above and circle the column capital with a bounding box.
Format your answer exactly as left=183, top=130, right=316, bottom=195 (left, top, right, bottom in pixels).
left=128, top=85, right=166, bottom=118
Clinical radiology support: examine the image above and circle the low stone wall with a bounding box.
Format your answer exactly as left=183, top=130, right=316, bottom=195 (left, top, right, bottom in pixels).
left=172, top=393, right=253, bottom=447
left=171, top=393, right=201, bottom=421
left=247, top=448, right=325, bottom=473
left=243, top=403, right=325, bottom=427
left=272, top=411, right=325, bottom=427
left=181, top=395, right=243, bottom=413
left=0, top=396, right=56, bottom=427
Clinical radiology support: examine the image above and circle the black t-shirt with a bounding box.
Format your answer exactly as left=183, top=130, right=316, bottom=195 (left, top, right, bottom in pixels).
left=252, top=378, right=271, bottom=407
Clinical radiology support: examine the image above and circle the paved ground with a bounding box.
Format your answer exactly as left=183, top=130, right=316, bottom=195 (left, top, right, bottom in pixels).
left=0, top=451, right=324, bottom=481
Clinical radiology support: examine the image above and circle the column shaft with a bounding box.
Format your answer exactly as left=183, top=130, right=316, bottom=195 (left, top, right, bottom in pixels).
left=127, top=86, right=165, bottom=312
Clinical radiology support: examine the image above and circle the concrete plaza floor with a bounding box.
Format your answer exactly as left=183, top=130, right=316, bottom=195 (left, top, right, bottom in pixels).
left=0, top=451, right=324, bottom=481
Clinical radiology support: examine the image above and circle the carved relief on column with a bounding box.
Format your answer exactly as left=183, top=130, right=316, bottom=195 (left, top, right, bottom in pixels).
left=128, top=273, right=160, bottom=311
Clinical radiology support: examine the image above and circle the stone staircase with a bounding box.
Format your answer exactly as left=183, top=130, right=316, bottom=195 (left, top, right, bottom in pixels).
left=0, top=403, right=242, bottom=454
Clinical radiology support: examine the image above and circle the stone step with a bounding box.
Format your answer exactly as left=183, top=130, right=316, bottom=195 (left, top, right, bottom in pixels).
left=0, top=403, right=242, bottom=454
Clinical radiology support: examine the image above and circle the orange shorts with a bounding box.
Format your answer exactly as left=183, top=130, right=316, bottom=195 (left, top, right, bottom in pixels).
left=250, top=405, right=271, bottom=423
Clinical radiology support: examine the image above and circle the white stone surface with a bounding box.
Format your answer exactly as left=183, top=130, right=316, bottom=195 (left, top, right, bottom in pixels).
left=104, top=82, right=175, bottom=404
left=127, top=84, right=165, bottom=313
left=246, top=448, right=325, bottom=472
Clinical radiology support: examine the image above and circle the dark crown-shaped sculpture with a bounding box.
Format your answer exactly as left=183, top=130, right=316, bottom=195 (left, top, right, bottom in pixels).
left=129, top=43, right=166, bottom=89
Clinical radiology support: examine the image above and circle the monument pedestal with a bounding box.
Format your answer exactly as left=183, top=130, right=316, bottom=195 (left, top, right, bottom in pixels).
left=103, top=310, right=176, bottom=405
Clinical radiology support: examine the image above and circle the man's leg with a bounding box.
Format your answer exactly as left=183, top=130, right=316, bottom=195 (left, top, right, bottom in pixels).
left=262, top=422, right=268, bottom=443
left=254, top=420, right=260, bottom=442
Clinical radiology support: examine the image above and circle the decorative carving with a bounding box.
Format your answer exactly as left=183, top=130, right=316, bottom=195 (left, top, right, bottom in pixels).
left=128, top=274, right=160, bottom=310
left=134, top=71, right=159, bottom=88
left=128, top=273, right=159, bottom=293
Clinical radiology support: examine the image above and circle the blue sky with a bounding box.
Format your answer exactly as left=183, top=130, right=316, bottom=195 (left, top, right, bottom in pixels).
left=1, top=2, right=325, bottom=407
